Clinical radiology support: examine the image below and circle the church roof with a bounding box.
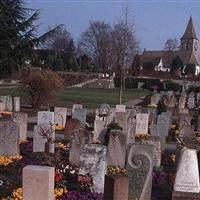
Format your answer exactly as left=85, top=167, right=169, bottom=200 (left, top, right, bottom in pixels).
left=181, top=16, right=198, bottom=40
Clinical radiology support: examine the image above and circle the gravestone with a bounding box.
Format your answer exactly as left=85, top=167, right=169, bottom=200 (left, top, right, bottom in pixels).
left=0, top=96, right=6, bottom=111
left=94, top=120, right=106, bottom=142
left=138, top=82, right=144, bottom=89
left=115, top=112, right=128, bottom=133
left=79, top=144, right=107, bottom=193
left=33, top=125, right=55, bottom=153
left=127, top=143, right=154, bottom=200
left=127, top=110, right=136, bottom=142
left=6, top=95, right=13, bottom=111
left=179, top=114, right=191, bottom=129
left=72, top=108, right=87, bottom=125
left=0, top=120, right=19, bottom=155
left=179, top=126, right=196, bottom=145
left=107, top=130, right=126, bottom=168
left=13, top=97, right=20, bottom=112
left=179, top=96, right=186, bottom=109
left=54, top=107, right=67, bottom=127
left=187, top=97, right=195, bottom=109
left=69, top=129, right=93, bottom=166
left=12, top=112, right=28, bottom=141
left=135, top=113, right=149, bottom=135
left=37, top=111, right=54, bottom=125
left=72, top=104, right=83, bottom=113
left=142, top=136, right=161, bottom=167
left=104, top=174, right=129, bottom=200
left=147, top=107, right=157, bottom=125
left=116, top=104, right=126, bottom=113
left=173, top=148, right=200, bottom=194
left=23, top=165, right=54, bottom=200
left=95, top=103, right=112, bottom=123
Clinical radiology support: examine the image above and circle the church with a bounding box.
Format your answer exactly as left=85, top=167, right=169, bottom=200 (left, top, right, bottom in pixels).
left=133, top=16, right=200, bottom=75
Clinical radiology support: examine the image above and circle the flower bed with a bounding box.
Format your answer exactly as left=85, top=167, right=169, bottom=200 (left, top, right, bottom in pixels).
left=0, top=138, right=103, bottom=200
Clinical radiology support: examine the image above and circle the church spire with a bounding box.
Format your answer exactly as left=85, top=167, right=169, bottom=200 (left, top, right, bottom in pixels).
left=181, top=16, right=198, bottom=40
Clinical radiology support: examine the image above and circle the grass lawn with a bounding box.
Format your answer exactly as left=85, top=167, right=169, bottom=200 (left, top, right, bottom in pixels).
left=0, top=87, right=149, bottom=109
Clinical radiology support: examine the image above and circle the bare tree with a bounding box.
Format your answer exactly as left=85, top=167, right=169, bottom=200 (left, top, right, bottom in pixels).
left=164, top=38, right=179, bottom=51
left=110, top=4, right=138, bottom=103
left=78, top=21, right=112, bottom=72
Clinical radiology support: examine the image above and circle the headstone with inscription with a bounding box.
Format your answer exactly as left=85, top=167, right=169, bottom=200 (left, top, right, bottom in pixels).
left=179, top=96, right=186, bottom=109
left=12, top=112, right=28, bottom=141
left=142, top=136, right=161, bottom=167
left=187, top=97, right=195, bottom=109
left=173, top=148, right=200, bottom=194
left=79, top=144, right=107, bottom=193
left=115, top=112, right=128, bottom=133
left=54, top=107, right=67, bottom=127
left=135, top=113, right=149, bottom=135
left=72, top=104, right=83, bottom=114
left=37, top=111, right=54, bottom=125
left=179, top=114, right=191, bottom=129
left=72, top=108, right=87, bottom=125
left=107, top=130, right=126, bottom=168
left=23, top=165, right=54, bottom=200
left=0, top=120, right=19, bottom=155
left=126, top=143, right=154, bottom=200
left=147, top=107, right=157, bottom=125
left=69, top=129, right=93, bottom=166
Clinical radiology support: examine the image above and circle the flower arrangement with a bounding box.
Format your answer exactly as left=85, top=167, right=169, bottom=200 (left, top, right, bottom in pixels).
left=0, top=111, right=12, bottom=119
left=77, top=174, right=93, bottom=191
left=55, top=142, right=70, bottom=151
left=169, top=154, right=176, bottom=162
left=135, top=134, right=149, bottom=140
left=2, top=187, right=68, bottom=200
left=107, top=166, right=127, bottom=175
left=0, top=155, right=22, bottom=166
left=147, top=104, right=157, bottom=108
left=55, top=124, right=65, bottom=131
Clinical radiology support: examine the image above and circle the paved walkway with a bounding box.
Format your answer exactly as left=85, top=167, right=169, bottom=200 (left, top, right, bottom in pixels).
left=124, top=95, right=146, bottom=107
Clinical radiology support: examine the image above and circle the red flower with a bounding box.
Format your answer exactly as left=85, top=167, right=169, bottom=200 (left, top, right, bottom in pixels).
left=55, top=173, right=62, bottom=182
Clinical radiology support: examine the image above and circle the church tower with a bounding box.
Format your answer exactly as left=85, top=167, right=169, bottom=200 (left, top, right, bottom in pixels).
left=180, top=16, right=198, bottom=61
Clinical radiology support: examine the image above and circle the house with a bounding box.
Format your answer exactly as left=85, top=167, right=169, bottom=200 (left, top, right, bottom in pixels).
left=133, top=16, right=200, bottom=75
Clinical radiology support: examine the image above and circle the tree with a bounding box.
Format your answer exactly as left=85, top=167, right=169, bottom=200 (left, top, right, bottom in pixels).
left=171, top=56, right=183, bottom=72
left=0, top=0, right=61, bottom=78
left=78, top=21, right=112, bottom=72
left=142, top=61, right=155, bottom=71
left=22, top=69, right=64, bottom=109
left=164, top=38, right=179, bottom=51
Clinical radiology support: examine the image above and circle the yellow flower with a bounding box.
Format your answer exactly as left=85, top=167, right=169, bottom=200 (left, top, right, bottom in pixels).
left=0, top=155, right=22, bottom=166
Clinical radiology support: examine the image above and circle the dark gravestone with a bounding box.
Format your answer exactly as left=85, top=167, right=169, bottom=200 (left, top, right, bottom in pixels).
left=104, top=174, right=129, bottom=200
left=126, top=143, right=154, bottom=200
left=107, top=130, right=126, bottom=168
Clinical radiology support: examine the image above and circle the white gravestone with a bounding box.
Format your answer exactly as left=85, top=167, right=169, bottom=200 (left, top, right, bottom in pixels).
left=12, top=112, right=28, bottom=141
left=116, top=104, right=126, bottom=113
left=54, top=107, right=67, bottom=126
left=135, top=113, right=149, bottom=135
left=0, top=120, right=19, bottom=155
left=72, top=104, right=83, bottom=114
left=33, top=125, right=55, bottom=153
left=37, top=111, right=54, bottom=125
left=174, top=148, right=200, bottom=193
left=79, top=144, right=107, bottom=193
left=23, top=165, right=54, bottom=200
left=94, top=120, right=106, bottom=141
left=72, top=108, right=87, bottom=124
left=6, top=95, right=13, bottom=111
left=13, top=97, right=20, bottom=112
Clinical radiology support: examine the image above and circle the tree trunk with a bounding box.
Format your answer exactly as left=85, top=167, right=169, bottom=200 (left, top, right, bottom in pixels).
left=45, top=142, right=50, bottom=154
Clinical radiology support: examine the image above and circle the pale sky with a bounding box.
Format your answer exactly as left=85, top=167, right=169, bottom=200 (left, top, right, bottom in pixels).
left=26, top=0, right=200, bottom=52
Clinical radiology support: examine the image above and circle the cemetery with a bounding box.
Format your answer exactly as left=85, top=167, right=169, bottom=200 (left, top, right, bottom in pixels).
left=2, top=1, right=200, bottom=200
left=1, top=87, right=200, bottom=200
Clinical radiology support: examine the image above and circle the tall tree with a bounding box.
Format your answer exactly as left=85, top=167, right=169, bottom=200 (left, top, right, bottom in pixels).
left=0, top=0, right=61, bottom=78
left=45, top=27, right=77, bottom=71
left=164, top=38, right=179, bottom=51
left=78, top=21, right=112, bottom=72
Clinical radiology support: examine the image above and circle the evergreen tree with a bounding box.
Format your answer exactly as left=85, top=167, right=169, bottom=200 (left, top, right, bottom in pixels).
left=0, top=0, right=60, bottom=78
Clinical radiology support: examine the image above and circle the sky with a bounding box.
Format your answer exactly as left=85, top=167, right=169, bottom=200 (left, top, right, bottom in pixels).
left=26, top=0, right=200, bottom=52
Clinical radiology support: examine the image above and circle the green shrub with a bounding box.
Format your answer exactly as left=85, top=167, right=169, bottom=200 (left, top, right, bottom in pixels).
left=165, top=81, right=180, bottom=92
